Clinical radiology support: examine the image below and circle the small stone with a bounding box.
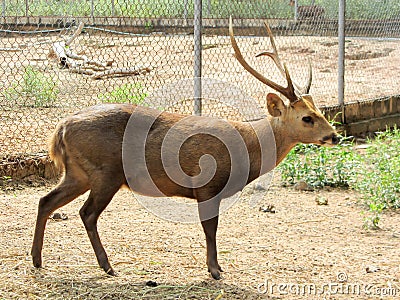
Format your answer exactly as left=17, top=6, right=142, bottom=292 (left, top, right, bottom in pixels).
left=259, top=204, right=276, bottom=213
left=146, top=280, right=158, bottom=287
left=315, top=196, right=328, bottom=205
left=50, top=212, right=68, bottom=221
left=294, top=180, right=314, bottom=191
left=253, top=183, right=267, bottom=192
left=366, top=265, right=380, bottom=273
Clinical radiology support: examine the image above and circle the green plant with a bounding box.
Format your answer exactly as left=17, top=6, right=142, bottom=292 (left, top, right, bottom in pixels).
left=278, top=136, right=359, bottom=189
left=5, top=66, right=59, bottom=107
left=356, top=127, right=400, bottom=228
left=279, top=127, right=400, bottom=229
left=98, top=83, right=147, bottom=104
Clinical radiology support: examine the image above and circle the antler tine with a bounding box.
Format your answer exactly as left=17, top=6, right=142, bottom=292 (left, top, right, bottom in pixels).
left=255, top=21, right=286, bottom=77
left=305, top=59, right=312, bottom=94
left=229, top=16, right=297, bottom=102
left=256, top=21, right=313, bottom=96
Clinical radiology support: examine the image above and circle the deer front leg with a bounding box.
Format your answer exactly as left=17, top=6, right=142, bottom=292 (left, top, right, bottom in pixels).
left=197, top=196, right=222, bottom=280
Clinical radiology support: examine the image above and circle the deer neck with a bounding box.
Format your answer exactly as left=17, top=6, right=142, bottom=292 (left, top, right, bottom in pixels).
left=249, top=117, right=297, bottom=175
left=268, top=117, right=298, bottom=165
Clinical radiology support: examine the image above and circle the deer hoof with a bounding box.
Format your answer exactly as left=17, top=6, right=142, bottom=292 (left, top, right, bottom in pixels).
left=32, top=255, right=42, bottom=268
left=210, top=269, right=221, bottom=280
left=105, top=267, right=117, bottom=276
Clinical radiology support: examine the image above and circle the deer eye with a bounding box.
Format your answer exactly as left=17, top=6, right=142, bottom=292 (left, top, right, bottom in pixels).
left=302, top=116, right=314, bottom=124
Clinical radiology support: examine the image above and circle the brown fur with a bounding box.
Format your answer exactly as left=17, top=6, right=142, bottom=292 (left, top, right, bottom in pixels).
left=31, top=94, right=337, bottom=280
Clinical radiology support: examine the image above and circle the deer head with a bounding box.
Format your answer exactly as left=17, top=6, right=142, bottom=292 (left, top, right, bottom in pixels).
left=229, top=17, right=338, bottom=147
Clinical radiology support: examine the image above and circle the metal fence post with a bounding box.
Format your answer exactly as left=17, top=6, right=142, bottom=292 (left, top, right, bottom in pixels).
left=25, top=0, right=28, bottom=17
left=90, top=0, right=95, bottom=24
left=2, top=0, right=5, bottom=17
left=111, top=0, right=115, bottom=16
left=194, top=0, right=202, bottom=116
left=206, top=0, right=211, bottom=17
left=183, top=0, right=188, bottom=21
left=338, top=0, right=346, bottom=109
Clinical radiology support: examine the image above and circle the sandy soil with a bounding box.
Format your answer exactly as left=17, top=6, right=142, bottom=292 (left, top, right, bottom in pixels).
left=1, top=32, right=399, bottom=155
left=0, top=174, right=399, bottom=299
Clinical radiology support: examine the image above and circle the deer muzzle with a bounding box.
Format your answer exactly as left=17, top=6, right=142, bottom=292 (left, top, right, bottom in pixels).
left=321, top=133, right=340, bottom=145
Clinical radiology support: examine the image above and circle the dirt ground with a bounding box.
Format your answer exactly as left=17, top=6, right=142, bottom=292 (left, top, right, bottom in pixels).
left=1, top=174, right=399, bottom=299
left=1, top=32, right=400, bottom=155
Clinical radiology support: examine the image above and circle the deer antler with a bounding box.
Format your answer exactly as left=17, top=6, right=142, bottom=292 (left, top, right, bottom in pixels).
left=256, top=21, right=313, bottom=95
left=229, top=17, right=297, bottom=102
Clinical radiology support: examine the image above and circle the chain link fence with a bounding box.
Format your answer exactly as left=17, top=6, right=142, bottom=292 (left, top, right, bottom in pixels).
left=1, top=0, right=400, bottom=157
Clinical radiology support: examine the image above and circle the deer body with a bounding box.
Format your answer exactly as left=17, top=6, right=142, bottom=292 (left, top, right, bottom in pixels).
left=53, top=103, right=272, bottom=199
left=31, top=19, right=338, bottom=280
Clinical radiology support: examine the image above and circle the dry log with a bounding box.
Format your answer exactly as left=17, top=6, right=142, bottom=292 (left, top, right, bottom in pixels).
left=85, top=59, right=109, bottom=68
left=50, top=22, right=84, bottom=67
left=48, top=21, right=151, bottom=79
left=50, top=41, right=68, bottom=67
left=69, top=68, right=95, bottom=75
left=64, top=49, right=87, bottom=61
left=92, top=67, right=151, bottom=79
left=65, top=22, right=84, bottom=47
left=67, top=61, right=105, bottom=72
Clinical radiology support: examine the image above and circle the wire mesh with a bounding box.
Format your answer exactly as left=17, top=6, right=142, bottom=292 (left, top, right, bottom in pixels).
left=1, top=0, right=399, bottom=157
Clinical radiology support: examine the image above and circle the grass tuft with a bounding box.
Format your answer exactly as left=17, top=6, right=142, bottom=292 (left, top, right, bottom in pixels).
left=5, top=66, right=59, bottom=108
left=278, top=127, right=400, bottom=229
left=98, top=83, right=147, bottom=105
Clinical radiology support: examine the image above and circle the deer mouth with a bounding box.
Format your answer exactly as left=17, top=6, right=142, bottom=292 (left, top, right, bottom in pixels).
left=320, top=140, right=334, bottom=146
left=319, top=134, right=340, bottom=146
left=318, top=140, right=332, bottom=146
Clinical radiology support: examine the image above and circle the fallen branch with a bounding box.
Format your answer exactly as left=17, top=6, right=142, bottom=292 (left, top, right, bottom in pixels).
left=92, top=66, right=152, bottom=79
left=65, top=22, right=84, bottom=47
left=48, top=21, right=151, bottom=79
left=64, top=48, right=87, bottom=61
left=49, top=41, right=68, bottom=67
left=69, top=68, right=95, bottom=75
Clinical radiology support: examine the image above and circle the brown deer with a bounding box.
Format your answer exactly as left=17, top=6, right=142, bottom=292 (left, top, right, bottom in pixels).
left=31, top=18, right=338, bottom=280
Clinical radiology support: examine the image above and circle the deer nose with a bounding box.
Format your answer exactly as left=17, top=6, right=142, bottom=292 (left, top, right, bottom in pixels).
left=331, top=134, right=340, bottom=145
left=322, top=134, right=340, bottom=145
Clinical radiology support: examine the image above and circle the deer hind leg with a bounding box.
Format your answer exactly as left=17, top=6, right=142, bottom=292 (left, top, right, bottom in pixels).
left=197, top=193, right=222, bottom=280
left=31, top=173, right=89, bottom=269
left=79, top=175, right=122, bottom=276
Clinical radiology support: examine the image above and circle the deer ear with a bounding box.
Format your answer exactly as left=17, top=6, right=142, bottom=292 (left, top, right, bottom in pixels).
left=267, top=93, right=286, bottom=117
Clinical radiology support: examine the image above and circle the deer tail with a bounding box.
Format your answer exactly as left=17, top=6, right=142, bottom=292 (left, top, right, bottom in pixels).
left=48, top=124, right=66, bottom=173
